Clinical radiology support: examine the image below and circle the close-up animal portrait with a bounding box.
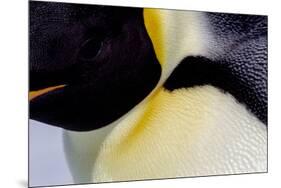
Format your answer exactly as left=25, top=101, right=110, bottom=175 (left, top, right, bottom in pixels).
left=28, top=1, right=268, bottom=187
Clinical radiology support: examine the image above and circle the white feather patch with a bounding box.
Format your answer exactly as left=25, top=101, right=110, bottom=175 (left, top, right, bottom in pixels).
left=64, top=86, right=267, bottom=182
left=91, top=86, right=267, bottom=181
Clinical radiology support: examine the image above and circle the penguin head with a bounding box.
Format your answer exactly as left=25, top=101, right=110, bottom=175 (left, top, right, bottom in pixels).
left=29, top=2, right=161, bottom=131
left=29, top=1, right=267, bottom=132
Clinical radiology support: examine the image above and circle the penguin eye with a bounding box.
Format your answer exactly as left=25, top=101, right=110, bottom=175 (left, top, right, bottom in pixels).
left=78, top=37, right=103, bottom=60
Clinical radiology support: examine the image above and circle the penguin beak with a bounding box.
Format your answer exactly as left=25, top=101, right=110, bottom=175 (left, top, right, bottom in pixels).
left=29, top=85, right=66, bottom=101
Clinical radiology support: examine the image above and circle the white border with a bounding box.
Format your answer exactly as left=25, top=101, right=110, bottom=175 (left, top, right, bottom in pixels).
left=0, top=0, right=280, bottom=188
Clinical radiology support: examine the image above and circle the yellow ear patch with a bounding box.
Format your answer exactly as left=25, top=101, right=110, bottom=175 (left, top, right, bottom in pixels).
left=143, top=9, right=166, bottom=66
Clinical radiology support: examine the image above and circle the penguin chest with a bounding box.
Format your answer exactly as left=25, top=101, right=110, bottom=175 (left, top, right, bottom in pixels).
left=64, top=85, right=267, bottom=182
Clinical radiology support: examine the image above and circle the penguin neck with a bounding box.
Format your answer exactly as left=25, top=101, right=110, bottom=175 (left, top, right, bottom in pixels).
left=143, top=9, right=213, bottom=84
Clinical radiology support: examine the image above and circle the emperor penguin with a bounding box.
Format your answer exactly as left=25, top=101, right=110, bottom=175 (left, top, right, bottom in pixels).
left=29, top=1, right=267, bottom=184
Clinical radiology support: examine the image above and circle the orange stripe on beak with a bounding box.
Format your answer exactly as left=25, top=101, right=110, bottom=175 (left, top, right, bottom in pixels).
left=29, top=85, right=66, bottom=101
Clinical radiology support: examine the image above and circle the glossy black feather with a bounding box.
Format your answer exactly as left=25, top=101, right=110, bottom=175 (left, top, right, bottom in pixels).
left=29, top=1, right=161, bottom=131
